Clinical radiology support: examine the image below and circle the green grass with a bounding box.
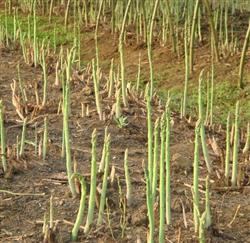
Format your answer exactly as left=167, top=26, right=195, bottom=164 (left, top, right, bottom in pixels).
left=0, top=11, right=77, bottom=46
left=161, top=80, right=250, bottom=125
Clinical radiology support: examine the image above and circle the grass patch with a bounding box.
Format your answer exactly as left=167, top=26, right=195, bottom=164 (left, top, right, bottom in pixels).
left=160, top=80, right=250, bottom=125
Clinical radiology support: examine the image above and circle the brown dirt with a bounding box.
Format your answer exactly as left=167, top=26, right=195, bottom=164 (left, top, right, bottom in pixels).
left=78, top=17, right=250, bottom=92
left=0, top=45, right=250, bottom=243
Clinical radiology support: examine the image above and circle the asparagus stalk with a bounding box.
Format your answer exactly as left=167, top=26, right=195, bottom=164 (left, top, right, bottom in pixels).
left=231, top=101, right=240, bottom=187
left=0, top=101, right=7, bottom=172
left=97, top=134, right=111, bottom=225
left=71, top=173, right=87, bottom=241
left=84, top=129, right=97, bottom=233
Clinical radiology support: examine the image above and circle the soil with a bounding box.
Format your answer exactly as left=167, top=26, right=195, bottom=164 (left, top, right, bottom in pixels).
left=0, top=45, right=249, bottom=243
left=77, top=11, right=250, bottom=91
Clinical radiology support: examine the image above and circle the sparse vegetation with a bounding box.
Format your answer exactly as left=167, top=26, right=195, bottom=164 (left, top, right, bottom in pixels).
left=0, top=1, right=249, bottom=242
